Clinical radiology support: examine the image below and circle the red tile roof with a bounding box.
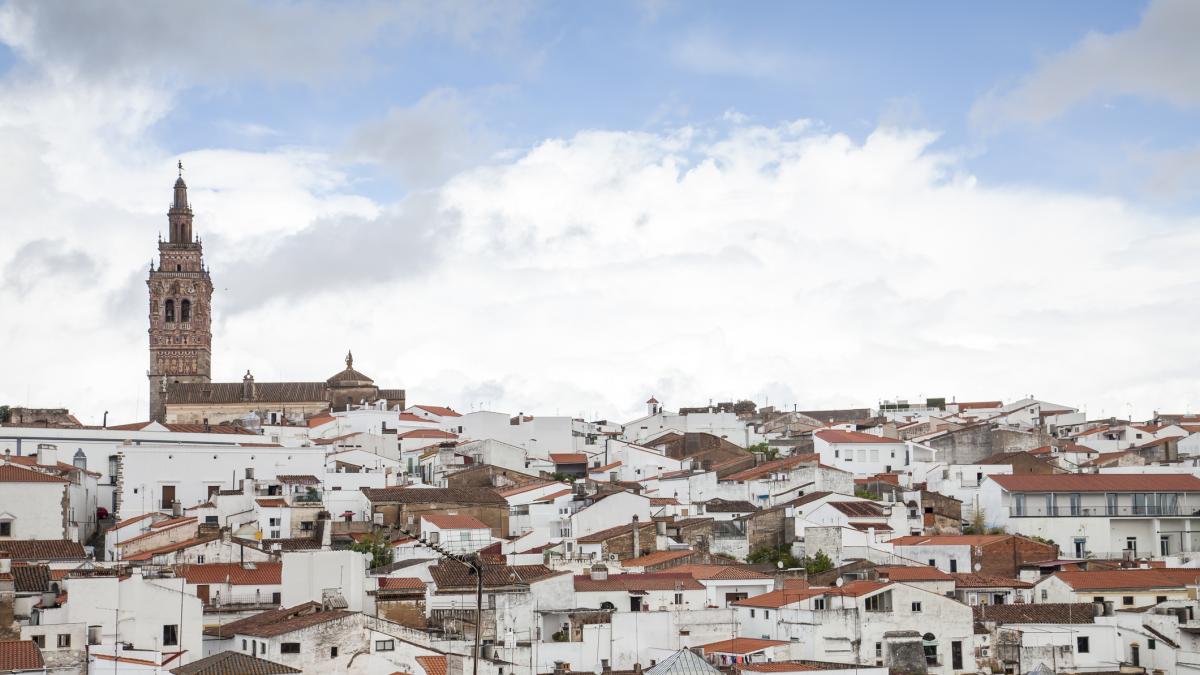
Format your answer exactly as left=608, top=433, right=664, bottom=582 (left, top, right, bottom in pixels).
left=0, top=640, right=44, bottom=671
left=416, top=655, right=447, bottom=675
left=831, top=580, right=890, bottom=597
left=110, top=512, right=160, bottom=531
left=815, top=430, right=905, bottom=444
left=398, top=429, right=459, bottom=440
left=421, top=514, right=489, bottom=530
left=956, top=401, right=1003, bottom=410
left=151, top=516, right=197, bottom=530
left=621, top=550, right=693, bottom=568
left=210, top=603, right=352, bottom=638
left=700, top=637, right=789, bottom=655
left=890, top=534, right=1012, bottom=546
left=649, top=497, right=679, bottom=506
left=573, top=572, right=704, bottom=592
left=378, top=577, right=426, bottom=591
left=722, top=454, right=821, bottom=482
left=991, top=473, right=1200, bottom=492
left=3, top=540, right=86, bottom=561
left=876, top=565, right=954, bottom=582
left=668, top=564, right=770, bottom=580
left=590, top=461, right=623, bottom=472
left=1052, top=568, right=1200, bottom=591
left=0, top=464, right=67, bottom=483
left=549, top=453, right=588, bottom=464
left=495, top=481, right=559, bottom=497
left=176, top=562, right=282, bottom=585
left=124, top=534, right=219, bottom=561
left=951, top=573, right=1032, bottom=589
left=735, top=663, right=828, bottom=673
left=412, top=405, right=462, bottom=418
left=733, top=588, right=825, bottom=608
left=256, top=498, right=288, bottom=508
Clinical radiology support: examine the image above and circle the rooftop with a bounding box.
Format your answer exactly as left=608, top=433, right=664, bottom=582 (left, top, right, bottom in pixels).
left=991, top=473, right=1200, bottom=492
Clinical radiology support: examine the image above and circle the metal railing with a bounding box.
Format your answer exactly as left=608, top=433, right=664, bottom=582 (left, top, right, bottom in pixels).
left=1013, top=505, right=1195, bottom=518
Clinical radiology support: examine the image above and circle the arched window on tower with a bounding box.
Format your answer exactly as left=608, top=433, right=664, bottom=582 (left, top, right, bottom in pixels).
left=165, top=299, right=175, bottom=322
left=181, top=299, right=191, bottom=322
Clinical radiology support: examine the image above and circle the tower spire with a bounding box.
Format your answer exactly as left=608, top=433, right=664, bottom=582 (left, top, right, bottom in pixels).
left=168, top=165, right=193, bottom=243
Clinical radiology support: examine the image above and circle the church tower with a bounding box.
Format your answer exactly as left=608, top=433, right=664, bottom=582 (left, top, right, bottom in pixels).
left=147, top=164, right=213, bottom=421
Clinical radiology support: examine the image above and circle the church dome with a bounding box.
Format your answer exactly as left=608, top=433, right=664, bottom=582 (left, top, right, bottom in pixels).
left=326, top=351, right=374, bottom=387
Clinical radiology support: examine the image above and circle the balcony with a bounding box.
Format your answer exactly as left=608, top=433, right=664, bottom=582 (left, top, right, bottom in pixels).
left=1012, top=505, right=1199, bottom=518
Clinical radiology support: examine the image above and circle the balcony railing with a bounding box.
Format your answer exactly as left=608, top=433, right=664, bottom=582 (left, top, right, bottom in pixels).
left=1013, top=505, right=1197, bottom=518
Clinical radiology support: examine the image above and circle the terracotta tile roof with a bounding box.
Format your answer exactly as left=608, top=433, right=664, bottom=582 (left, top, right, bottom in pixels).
left=110, top=512, right=159, bottom=531
left=377, top=577, right=426, bottom=591
left=106, top=420, right=260, bottom=434
left=951, top=573, right=1032, bottom=589
left=275, top=474, right=320, bottom=485
left=11, top=564, right=49, bottom=593
left=204, top=602, right=351, bottom=638
left=1052, top=568, right=1200, bottom=590
left=669, top=564, right=770, bottom=580
left=622, top=550, right=693, bottom=568
left=574, top=572, right=704, bottom=592
left=576, top=521, right=655, bottom=543
left=649, top=497, right=679, bottom=506
left=875, top=565, right=954, bottom=582
left=702, top=499, right=758, bottom=513
left=831, top=580, right=890, bottom=597
left=398, top=429, right=459, bottom=440
left=590, top=462, right=623, bottom=473
left=549, top=453, right=588, bottom=464
left=396, top=413, right=428, bottom=423
left=306, top=413, right=335, bottom=428
left=152, top=516, right=197, bottom=530
left=829, top=501, right=887, bottom=517
left=815, top=430, right=904, bottom=444
left=0, top=464, right=67, bottom=483
left=176, top=562, right=282, bottom=585
left=534, top=489, right=573, bottom=502
left=496, top=481, right=560, bottom=497
left=722, top=454, right=821, bottom=482
left=124, top=534, right=220, bottom=561
left=733, top=588, right=825, bottom=608
left=363, top=487, right=505, bottom=504
left=313, top=433, right=363, bottom=446
left=974, top=602, right=1095, bottom=624
left=168, top=381, right=329, bottom=405
left=416, top=655, right=447, bottom=675
left=7, top=455, right=101, bottom=477
left=700, top=637, right=789, bottom=655
left=256, top=498, right=288, bottom=507
left=3, top=540, right=86, bottom=561
left=117, top=519, right=198, bottom=546
left=169, top=650, right=301, bottom=675
left=991, top=473, right=1200, bottom=492
left=429, top=563, right=566, bottom=590
left=956, top=401, right=1003, bottom=410
left=412, top=405, right=462, bottom=417
left=421, top=514, right=489, bottom=530
left=890, top=534, right=1012, bottom=547
left=0, top=640, right=44, bottom=671
left=735, top=663, right=830, bottom=672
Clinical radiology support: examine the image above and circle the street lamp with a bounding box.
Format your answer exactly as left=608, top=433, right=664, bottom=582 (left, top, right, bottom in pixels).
left=394, top=524, right=485, bottom=675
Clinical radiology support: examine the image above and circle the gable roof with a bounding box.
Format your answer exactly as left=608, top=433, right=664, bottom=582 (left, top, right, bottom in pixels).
left=644, top=648, right=722, bottom=675
left=668, top=564, right=770, bottom=580
left=622, top=550, right=694, bottom=568
left=416, top=656, right=447, bottom=675
left=429, top=563, right=565, bottom=590
left=175, top=563, right=282, bottom=586
left=974, top=602, right=1095, bottom=624
left=0, top=464, right=67, bottom=483
left=412, top=405, right=462, bottom=418
left=0, top=640, right=44, bottom=672
left=722, top=454, right=822, bottom=482
left=1050, top=568, right=1200, bottom=591
left=990, top=473, right=1200, bottom=492
left=815, top=430, right=904, bottom=444
left=2, top=540, right=86, bottom=561
left=421, top=514, right=489, bottom=530
left=549, top=453, right=588, bottom=464
left=875, top=565, right=954, bottom=582
left=169, top=651, right=301, bottom=675
left=700, top=638, right=788, bottom=655
left=952, top=573, right=1033, bottom=588
left=732, top=588, right=825, bottom=608
left=574, top=572, right=704, bottom=592
left=204, top=603, right=351, bottom=638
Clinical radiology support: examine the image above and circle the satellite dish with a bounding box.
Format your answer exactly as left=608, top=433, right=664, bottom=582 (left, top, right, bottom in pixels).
left=777, top=561, right=784, bottom=569
left=835, top=577, right=845, bottom=587
left=974, top=562, right=982, bottom=572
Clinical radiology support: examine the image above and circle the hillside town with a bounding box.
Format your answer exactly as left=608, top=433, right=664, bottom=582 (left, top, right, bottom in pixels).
left=4, top=182, right=1200, bottom=675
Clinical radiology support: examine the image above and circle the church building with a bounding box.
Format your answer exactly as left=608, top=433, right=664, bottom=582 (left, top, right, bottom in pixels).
left=147, top=167, right=404, bottom=424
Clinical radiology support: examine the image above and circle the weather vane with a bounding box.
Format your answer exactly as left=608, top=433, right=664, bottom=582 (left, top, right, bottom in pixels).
left=178, top=160, right=183, bottom=177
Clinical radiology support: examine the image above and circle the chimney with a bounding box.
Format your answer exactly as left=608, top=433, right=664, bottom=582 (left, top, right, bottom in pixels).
left=172, top=501, right=182, bottom=517
left=222, top=528, right=232, bottom=544
left=554, top=662, right=566, bottom=675
left=655, top=521, right=666, bottom=536
left=590, top=564, right=608, bottom=581
left=0, top=552, right=10, bottom=575
left=631, top=515, right=641, bottom=556
left=601, top=659, right=611, bottom=675
left=633, top=664, right=642, bottom=675
left=36, top=443, right=57, bottom=467
left=320, top=514, right=332, bottom=551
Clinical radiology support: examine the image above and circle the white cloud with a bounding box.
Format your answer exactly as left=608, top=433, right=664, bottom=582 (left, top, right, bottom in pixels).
left=669, top=30, right=802, bottom=80
left=972, top=0, right=1200, bottom=128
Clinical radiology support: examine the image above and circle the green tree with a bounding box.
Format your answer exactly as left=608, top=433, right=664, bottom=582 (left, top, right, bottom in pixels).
left=351, top=531, right=394, bottom=569
left=747, top=544, right=800, bottom=569
left=803, top=550, right=834, bottom=575
left=0, top=406, right=9, bottom=424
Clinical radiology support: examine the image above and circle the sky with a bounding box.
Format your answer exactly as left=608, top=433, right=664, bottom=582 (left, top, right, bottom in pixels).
left=2, top=0, right=1200, bottom=425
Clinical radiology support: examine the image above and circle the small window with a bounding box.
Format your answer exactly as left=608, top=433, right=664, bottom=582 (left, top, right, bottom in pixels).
left=750, top=609, right=756, bottom=618
left=242, top=640, right=247, bottom=650
left=281, top=643, right=300, bottom=654
left=928, top=559, right=936, bottom=567
left=949, top=559, right=958, bottom=573
left=813, top=598, right=826, bottom=610
left=57, top=634, right=71, bottom=648
left=181, top=299, right=191, bottom=322
left=162, top=624, right=178, bottom=646
left=165, top=299, right=175, bottom=322
left=1123, top=596, right=1135, bottom=606
left=1093, top=596, right=1105, bottom=603
left=31, top=635, right=44, bottom=648
left=330, top=647, right=339, bottom=658
left=1040, top=589, right=1048, bottom=600
left=375, top=640, right=395, bottom=651
left=1149, top=639, right=1156, bottom=650
left=764, top=610, right=770, bottom=619
left=911, top=602, right=922, bottom=612
left=1077, top=636, right=1090, bottom=653
left=0, top=521, right=11, bottom=537
left=1157, top=596, right=1168, bottom=603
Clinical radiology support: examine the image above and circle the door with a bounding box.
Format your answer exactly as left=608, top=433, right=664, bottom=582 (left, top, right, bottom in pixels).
left=951, top=641, right=962, bottom=671
left=1161, top=535, right=1171, bottom=556
left=196, top=585, right=209, bottom=605
left=1131, top=644, right=1140, bottom=666
left=161, top=485, right=176, bottom=509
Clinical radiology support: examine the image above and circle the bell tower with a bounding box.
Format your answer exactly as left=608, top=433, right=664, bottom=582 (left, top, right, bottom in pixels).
left=147, top=163, right=213, bottom=421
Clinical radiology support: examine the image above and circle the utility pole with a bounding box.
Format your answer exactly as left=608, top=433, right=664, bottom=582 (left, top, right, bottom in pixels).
left=395, top=524, right=484, bottom=675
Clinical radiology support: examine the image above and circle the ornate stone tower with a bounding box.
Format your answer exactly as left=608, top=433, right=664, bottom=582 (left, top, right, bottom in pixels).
left=147, top=164, right=213, bottom=421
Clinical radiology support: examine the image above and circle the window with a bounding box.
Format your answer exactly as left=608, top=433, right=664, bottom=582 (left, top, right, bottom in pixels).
left=1126, top=536, right=1138, bottom=551
left=674, top=593, right=683, bottom=605
left=269, top=517, right=281, bottom=527
left=375, top=640, right=395, bottom=651
left=330, top=647, right=339, bottom=658
left=911, top=602, right=922, bottom=612
left=865, top=595, right=883, bottom=612
left=928, top=559, right=936, bottom=567
left=162, top=624, right=178, bottom=647
left=180, top=299, right=191, bottom=322
left=1073, top=538, right=1087, bottom=558
left=750, top=609, right=756, bottom=618
left=764, top=610, right=770, bottom=619
left=1123, top=596, right=1134, bottom=606
left=813, top=598, right=826, bottom=610
left=1013, top=494, right=1025, bottom=516
left=1157, top=596, right=1168, bottom=603
left=281, top=643, right=300, bottom=654
left=242, top=640, right=247, bottom=650
left=164, top=299, right=175, bottom=322
left=0, top=520, right=11, bottom=537
left=57, top=634, right=70, bottom=648
left=31, top=636, right=44, bottom=648
left=1149, top=638, right=1156, bottom=650
left=1041, top=589, right=1048, bottom=601
left=949, top=559, right=958, bottom=573
left=1093, top=596, right=1105, bottom=603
